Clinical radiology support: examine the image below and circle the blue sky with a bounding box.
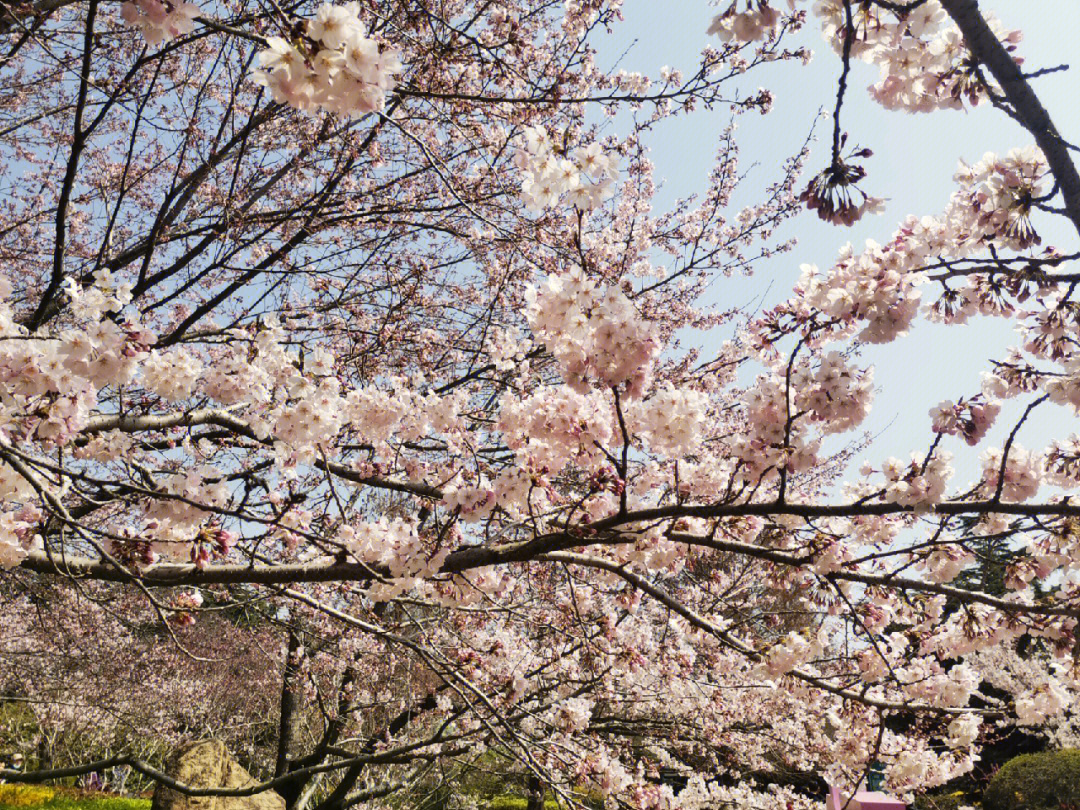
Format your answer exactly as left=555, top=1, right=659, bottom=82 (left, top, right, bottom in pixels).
left=596, top=1, right=1080, bottom=491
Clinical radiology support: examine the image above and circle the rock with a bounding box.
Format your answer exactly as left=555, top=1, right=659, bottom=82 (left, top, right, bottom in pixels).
left=152, top=741, right=285, bottom=810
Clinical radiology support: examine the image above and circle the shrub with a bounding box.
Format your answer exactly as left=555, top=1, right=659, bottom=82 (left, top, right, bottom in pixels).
left=910, top=792, right=968, bottom=810
left=983, top=749, right=1080, bottom=810
left=0, top=702, right=39, bottom=755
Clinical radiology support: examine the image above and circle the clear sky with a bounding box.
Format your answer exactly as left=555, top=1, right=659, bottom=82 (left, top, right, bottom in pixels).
left=596, top=1, right=1080, bottom=491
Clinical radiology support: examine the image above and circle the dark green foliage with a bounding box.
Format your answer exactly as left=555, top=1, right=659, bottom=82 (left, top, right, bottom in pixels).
left=0, top=702, right=37, bottom=742
left=983, top=749, right=1080, bottom=810
left=910, top=792, right=969, bottom=810
left=949, top=530, right=1020, bottom=598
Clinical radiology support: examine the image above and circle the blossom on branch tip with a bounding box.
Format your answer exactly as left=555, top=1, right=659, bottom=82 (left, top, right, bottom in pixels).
left=929, top=396, right=1000, bottom=446
left=812, top=0, right=1022, bottom=113
left=120, top=0, right=200, bottom=44
left=251, top=3, right=402, bottom=116
left=707, top=1, right=797, bottom=44
left=799, top=153, right=883, bottom=226
left=516, top=126, right=618, bottom=212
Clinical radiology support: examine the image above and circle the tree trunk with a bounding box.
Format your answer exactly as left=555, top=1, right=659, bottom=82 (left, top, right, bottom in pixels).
left=276, top=630, right=305, bottom=810
left=526, top=775, right=544, bottom=810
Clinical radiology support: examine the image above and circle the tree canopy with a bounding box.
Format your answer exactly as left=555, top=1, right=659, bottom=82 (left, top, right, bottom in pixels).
left=1, top=1, right=1080, bottom=809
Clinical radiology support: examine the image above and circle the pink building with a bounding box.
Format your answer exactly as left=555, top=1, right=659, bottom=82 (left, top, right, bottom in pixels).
left=827, top=785, right=907, bottom=810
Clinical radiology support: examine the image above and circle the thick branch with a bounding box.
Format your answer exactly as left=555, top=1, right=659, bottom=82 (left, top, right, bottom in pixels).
left=19, top=496, right=1080, bottom=619
left=938, top=0, right=1080, bottom=238
left=27, top=0, right=98, bottom=331
left=0, top=742, right=450, bottom=796
left=0, top=0, right=78, bottom=34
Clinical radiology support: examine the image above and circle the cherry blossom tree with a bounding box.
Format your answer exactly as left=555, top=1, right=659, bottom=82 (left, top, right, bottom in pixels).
left=1, top=1, right=1080, bottom=809
left=0, top=580, right=281, bottom=779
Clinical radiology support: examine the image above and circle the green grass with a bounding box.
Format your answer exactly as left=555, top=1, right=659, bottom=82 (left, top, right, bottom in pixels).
left=0, top=785, right=150, bottom=810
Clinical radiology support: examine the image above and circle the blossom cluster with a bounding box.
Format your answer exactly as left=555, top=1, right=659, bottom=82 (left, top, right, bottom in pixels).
left=860, top=452, right=953, bottom=508
left=791, top=351, right=873, bottom=434
left=793, top=243, right=924, bottom=346
left=1015, top=678, right=1071, bottom=726
left=945, top=714, right=981, bottom=749
left=971, top=648, right=1080, bottom=744
left=0, top=271, right=145, bottom=459
left=1044, top=436, right=1080, bottom=489
left=948, top=147, right=1047, bottom=251
left=630, top=385, right=709, bottom=457
left=929, top=396, right=1001, bottom=446
left=753, top=630, right=823, bottom=680
left=706, top=0, right=1021, bottom=117
left=811, top=0, right=1022, bottom=113
left=785, top=146, right=1048, bottom=350
left=704, top=351, right=874, bottom=495
left=706, top=1, right=794, bottom=44
left=252, top=3, right=402, bottom=116
left=525, top=268, right=659, bottom=396
left=336, top=518, right=447, bottom=600
left=735, top=370, right=822, bottom=481
left=443, top=481, right=507, bottom=524
left=136, top=468, right=232, bottom=562
left=908, top=662, right=981, bottom=708
left=0, top=505, right=41, bottom=570
left=799, top=148, right=885, bottom=227
left=549, top=696, right=595, bottom=733
left=498, top=386, right=614, bottom=475
left=978, top=444, right=1041, bottom=503
left=121, top=0, right=200, bottom=44
left=515, top=127, right=618, bottom=212
left=142, top=349, right=205, bottom=401
left=921, top=543, right=975, bottom=584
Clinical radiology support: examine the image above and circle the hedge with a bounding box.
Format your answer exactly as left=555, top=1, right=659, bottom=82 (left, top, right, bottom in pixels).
left=983, top=749, right=1080, bottom=810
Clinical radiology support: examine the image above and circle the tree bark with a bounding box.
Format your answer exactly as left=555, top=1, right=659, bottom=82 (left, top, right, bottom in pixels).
left=276, top=631, right=305, bottom=810
left=525, top=775, right=544, bottom=810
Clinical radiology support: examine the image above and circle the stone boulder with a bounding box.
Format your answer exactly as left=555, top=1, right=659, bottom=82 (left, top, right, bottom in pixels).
left=151, top=740, right=285, bottom=810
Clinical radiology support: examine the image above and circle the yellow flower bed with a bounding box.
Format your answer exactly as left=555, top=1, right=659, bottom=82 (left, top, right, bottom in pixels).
left=0, top=785, right=149, bottom=810
left=0, top=785, right=56, bottom=808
